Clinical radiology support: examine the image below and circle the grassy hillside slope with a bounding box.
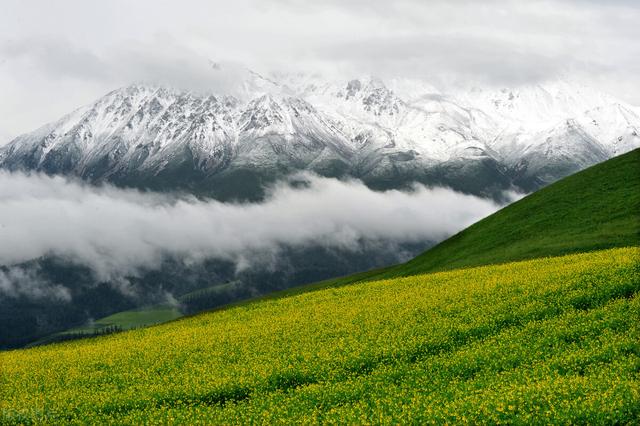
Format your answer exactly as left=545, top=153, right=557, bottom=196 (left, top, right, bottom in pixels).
left=1, top=248, right=639, bottom=423
left=30, top=283, right=243, bottom=346
left=28, top=305, right=182, bottom=347
left=389, top=148, right=640, bottom=276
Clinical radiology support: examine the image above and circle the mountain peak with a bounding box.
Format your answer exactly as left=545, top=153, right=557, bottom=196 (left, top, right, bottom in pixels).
left=1, top=73, right=638, bottom=199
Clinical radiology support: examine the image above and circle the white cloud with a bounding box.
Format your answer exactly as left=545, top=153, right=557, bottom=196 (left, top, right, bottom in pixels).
left=0, top=172, right=501, bottom=287
left=0, top=266, right=71, bottom=301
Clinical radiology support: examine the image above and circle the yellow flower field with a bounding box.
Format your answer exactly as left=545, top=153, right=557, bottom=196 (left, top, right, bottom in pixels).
left=1, top=247, right=639, bottom=424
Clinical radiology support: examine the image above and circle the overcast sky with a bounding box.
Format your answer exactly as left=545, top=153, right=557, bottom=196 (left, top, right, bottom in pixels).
left=1, top=0, right=639, bottom=143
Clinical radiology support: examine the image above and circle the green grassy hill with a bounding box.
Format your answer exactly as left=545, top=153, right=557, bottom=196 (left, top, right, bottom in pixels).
left=28, top=305, right=183, bottom=347
left=31, top=282, right=243, bottom=346
left=1, top=150, right=639, bottom=423
left=390, top=148, right=640, bottom=276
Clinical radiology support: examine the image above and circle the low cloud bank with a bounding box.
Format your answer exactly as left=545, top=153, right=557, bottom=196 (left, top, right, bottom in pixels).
left=0, top=172, right=506, bottom=298
left=0, top=265, right=71, bottom=301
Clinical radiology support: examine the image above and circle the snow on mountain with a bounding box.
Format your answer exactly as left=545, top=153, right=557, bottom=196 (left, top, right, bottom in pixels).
left=575, top=103, right=640, bottom=156
left=1, top=69, right=638, bottom=200
left=447, top=80, right=640, bottom=184
left=453, top=80, right=620, bottom=132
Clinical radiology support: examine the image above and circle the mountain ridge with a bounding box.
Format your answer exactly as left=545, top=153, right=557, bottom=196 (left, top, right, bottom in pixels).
left=1, top=71, right=639, bottom=200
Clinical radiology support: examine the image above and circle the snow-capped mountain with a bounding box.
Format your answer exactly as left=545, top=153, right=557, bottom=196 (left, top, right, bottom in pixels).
left=1, top=70, right=638, bottom=199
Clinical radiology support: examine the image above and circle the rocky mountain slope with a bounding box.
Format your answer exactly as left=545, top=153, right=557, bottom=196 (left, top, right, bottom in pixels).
left=1, top=70, right=638, bottom=199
